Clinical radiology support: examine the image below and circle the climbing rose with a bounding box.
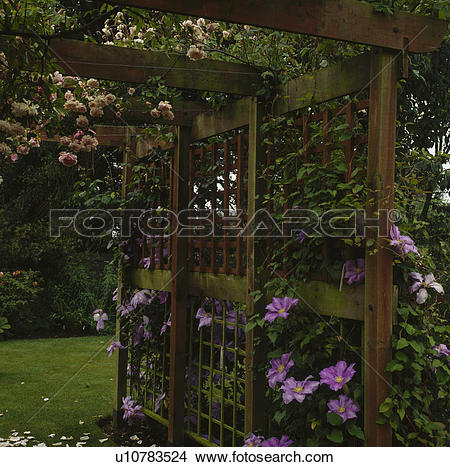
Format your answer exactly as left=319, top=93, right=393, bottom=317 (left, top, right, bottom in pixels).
left=243, top=433, right=264, bottom=447
left=389, top=225, right=419, bottom=256
left=121, top=396, right=146, bottom=425
left=264, top=296, right=298, bottom=323
left=261, top=435, right=294, bottom=447
left=107, top=340, right=124, bottom=357
left=344, top=258, right=365, bottom=285
left=327, top=394, right=359, bottom=422
left=76, top=115, right=89, bottom=128
left=409, top=272, right=444, bottom=304
left=93, top=309, right=108, bottom=331
left=87, top=78, right=99, bottom=88
left=58, top=151, right=77, bottom=167
left=128, top=88, right=135, bottom=95
left=319, top=361, right=355, bottom=391
left=267, top=352, right=294, bottom=388
left=281, top=376, right=319, bottom=404
left=158, top=100, right=172, bottom=112
left=187, top=44, right=207, bottom=60
left=196, top=307, right=212, bottom=330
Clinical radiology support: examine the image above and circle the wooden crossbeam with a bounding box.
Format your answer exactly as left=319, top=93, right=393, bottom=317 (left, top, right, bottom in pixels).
left=110, top=0, right=446, bottom=53
left=48, top=39, right=261, bottom=95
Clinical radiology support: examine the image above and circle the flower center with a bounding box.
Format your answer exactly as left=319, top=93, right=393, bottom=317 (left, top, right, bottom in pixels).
left=423, top=281, right=428, bottom=287
left=294, top=386, right=303, bottom=393
left=248, top=442, right=254, bottom=446
left=277, top=364, right=285, bottom=373
left=335, top=376, right=344, bottom=383
left=355, top=268, right=362, bottom=274
left=278, top=307, right=286, bottom=314
left=338, top=406, right=346, bottom=413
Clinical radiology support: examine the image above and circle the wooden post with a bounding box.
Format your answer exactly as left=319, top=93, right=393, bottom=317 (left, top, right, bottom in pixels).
left=168, top=126, right=191, bottom=445
left=245, top=98, right=267, bottom=434
left=364, top=49, right=398, bottom=446
left=113, top=127, right=136, bottom=428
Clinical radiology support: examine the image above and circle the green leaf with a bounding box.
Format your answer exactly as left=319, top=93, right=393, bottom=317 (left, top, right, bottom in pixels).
left=409, top=340, right=425, bottom=355
left=385, top=361, right=404, bottom=372
left=327, top=412, right=343, bottom=426
left=326, top=429, right=343, bottom=444
left=396, top=338, right=409, bottom=350
left=347, top=423, right=365, bottom=440
left=273, top=409, right=285, bottom=424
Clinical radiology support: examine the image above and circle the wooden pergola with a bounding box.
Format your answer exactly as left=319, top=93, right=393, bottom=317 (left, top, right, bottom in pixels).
left=41, top=0, right=446, bottom=447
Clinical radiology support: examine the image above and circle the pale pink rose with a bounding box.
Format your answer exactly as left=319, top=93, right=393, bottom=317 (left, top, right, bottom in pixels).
left=128, top=88, right=135, bottom=96
left=10, top=153, right=18, bottom=161
left=186, top=45, right=207, bottom=60
left=90, top=107, right=104, bottom=118
left=29, top=137, right=40, bottom=147
left=64, top=91, right=74, bottom=101
left=16, top=144, right=30, bottom=155
left=162, top=110, right=175, bottom=121
left=0, top=142, right=11, bottom=154
left=73, top=130, right=84, bottom=139
left=49, top=93, right=57, bottom=103
left=76, top=115, right=89, bottom=128
left=58, top=151, right=77, bottom=167
left=222, top=30, right=230, bottom=39
left=158, top=101, right=172, bottom=112
left=105, top=93, right=116, bottom=103
left=87, top=78, right=99, bottom=88
left=59, top=136, right=71, bottom=145
left=150, top=108, right=161, bottom=118
left=75, top=103, right=87, bottom=113
left=68, top=140, right=83, bottom=152
left=52, top=72, right=63, bottom=85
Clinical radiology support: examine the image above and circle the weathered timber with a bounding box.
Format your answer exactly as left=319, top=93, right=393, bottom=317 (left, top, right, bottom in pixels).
left=110, top=0, right=446, bottom=53
left=48, top=39, right=261, bottom=95
left=168, top=126, right=191, bottom=445
left=245, top=98, right=267, bottom=434
left=364, top=49, right=398, bottom=447
left=112, top=127, right=136, bottom=428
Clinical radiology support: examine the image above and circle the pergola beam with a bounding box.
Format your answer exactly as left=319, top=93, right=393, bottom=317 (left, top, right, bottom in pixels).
left=48, top=39, right=261, bottom=95
left=109, top=0, right=447, bottom=53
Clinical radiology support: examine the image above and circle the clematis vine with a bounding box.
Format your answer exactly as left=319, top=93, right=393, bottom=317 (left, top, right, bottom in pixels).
left=267, top=352, right=294, bottom=388
left=281, top=376, right=319, bottom=404
left=327, top=394, right=359, bottom=422
left=389, top=225, right=419, bottom=256
left=409, top=272, right=444, bottom=304
left=264, top=297, right=299, bottom=323
left=319, top=361, right=355, bottom=391
left=93, top=309, right=108, bottom=331
left=433, top=344, right=450, bottom=358
left=261, top=435, right=294, bottom=447
left=344, top=259, right=365, bottom=285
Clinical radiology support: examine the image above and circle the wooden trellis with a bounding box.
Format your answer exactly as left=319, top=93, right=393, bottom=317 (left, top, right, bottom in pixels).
left=39, top=0, right=446, bottom=447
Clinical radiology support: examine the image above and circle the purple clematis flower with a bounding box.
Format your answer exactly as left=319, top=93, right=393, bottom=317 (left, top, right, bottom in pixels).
left=297, top=230, right=307, bottom=244
left=107, top=340, right=125, bottom=357
left=93, top=309, right=108, bottom=331
left=130, top=289, right=153, bottom=309
left=158, top=291, right=169, bottom=304
left=196, top=307, right=212, bottom=330
left=243, top=433, right=264, bottom=447
left=154, top=392, right=166, bottom=412
left=409, top=272, right=444, bottom=304
left=389, top=225, right=419, bottom=256
left=160, top=314, right=172, bottom=335
left=118, top=300, right=134, bottom=316
left=344, top=259, right=365, bottom=285
left=327, top=394, right=359, bottom=422
left=133, top=315, right=152, bottom=347
left=281, top=376, right=319, bottom=404
left=112, top=288, right=118, bottom=302
left=264, top=297, right=299, bottom=323
left=267, top=352, right=294, bottom=388
left=261, top=435, right=294, bottom=447
left=121, top=396, right=146, bottom=425
left=433, top=344, right=450, bottom=357
left=320, top=361, right=355, bottom=391
left=139, top=257, right=152, bottom=269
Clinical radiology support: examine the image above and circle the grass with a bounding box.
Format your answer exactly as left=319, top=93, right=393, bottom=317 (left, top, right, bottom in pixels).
left=0, top=335, right=116, bottom=446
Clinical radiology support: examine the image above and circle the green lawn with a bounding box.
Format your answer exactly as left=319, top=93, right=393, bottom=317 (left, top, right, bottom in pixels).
left=0, top=335, right=116, bottom=446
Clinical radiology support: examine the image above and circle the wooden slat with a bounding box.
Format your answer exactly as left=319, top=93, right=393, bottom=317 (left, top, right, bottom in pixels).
left=110, top=0, right=446, bottom=53
left=245, top=98, right=267, bottom=434
left=168, top=125, right=191, bottom=445
left=48, top=39, right=261, bottom=95
left=113, top=127, right=136, bottom=428
left=364, top=49, right=398, bottom=447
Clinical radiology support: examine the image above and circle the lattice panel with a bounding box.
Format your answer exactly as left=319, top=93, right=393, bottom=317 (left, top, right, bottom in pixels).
left=188, top=134, right=248, bottom=276
left=185, top=297, right=246, bottom=446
